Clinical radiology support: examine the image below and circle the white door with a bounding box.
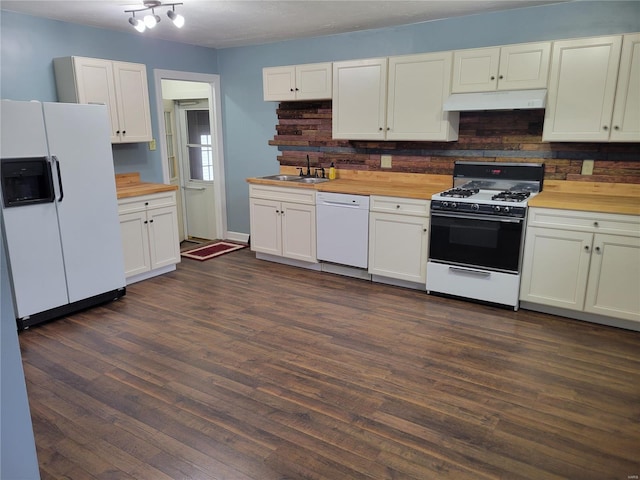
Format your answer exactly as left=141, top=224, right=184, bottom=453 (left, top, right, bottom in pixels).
left=177, top=100, right=217, bottom=240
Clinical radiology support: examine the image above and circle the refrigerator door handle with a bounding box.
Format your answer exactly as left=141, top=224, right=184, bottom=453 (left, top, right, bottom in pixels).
left=52, top=155, right=64, bottom=202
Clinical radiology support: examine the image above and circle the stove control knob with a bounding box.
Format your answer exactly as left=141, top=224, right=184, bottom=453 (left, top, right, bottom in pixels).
left=451, top=202, right=457, bottom=209
left=471, top=203, right=480, bottom=211
left=504, top=207, right=510, bottom=213
left=442, top=201, right=449, bottom=208
left=494, top=205, right=502, bottom=212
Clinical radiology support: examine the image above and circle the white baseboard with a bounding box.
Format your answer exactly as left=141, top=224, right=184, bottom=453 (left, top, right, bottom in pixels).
left=226, top=231, right=250, bottom=244
left=126, top=264, right=176, bottom=285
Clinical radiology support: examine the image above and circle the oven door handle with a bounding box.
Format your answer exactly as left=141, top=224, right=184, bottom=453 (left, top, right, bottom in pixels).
left=448, top=266, right=492, bottom=277
left=430, top=211, right=523, bottom=223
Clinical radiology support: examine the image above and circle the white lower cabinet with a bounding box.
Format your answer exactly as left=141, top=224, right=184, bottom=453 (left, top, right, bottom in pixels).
left=368, top=196, right=429, bottom=284
left=118, top=192, right=180, bottom=282
left=520, top=208, right=640, bottom=323
left=249, top=185, right=317, bottom=263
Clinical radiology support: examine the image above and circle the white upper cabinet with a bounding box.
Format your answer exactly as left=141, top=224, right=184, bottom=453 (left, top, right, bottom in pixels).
left=387, top=52, right=459, bottom=141
left=610, top=33, right=640, bottom=142
left=263, top=62, right=332, bottom=101
left=332, top=58, right=388, bottom=140
left=333, top=53, right=458, bottom=141
left=542, top=35, right=623, bottom=142
left=452, top=42, right=551, bottom=93
left=54, top=56, right=152, bottom=144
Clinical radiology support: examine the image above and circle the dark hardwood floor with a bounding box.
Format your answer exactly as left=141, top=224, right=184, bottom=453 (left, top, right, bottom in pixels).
left=19, top=249, right=640, bottom=479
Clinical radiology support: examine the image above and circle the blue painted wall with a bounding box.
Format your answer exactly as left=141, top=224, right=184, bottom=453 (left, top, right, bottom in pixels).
left=1, top=237, right=41, bottom=479
left=0, top=10, right=218, bottom=183
left=217, top=1, right=640, bottom=233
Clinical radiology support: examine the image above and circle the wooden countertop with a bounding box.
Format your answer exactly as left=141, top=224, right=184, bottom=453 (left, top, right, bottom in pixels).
left=247, top=169, right=451, bottom=200
left=115, top=172, right=178, bottom=199
left=528, top=180, right=640, bottom=216
left=249, top=172, right=639, bottom=216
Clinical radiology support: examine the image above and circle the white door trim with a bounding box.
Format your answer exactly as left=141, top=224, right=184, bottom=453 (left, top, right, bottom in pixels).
left=153, top=69, right=227, bottom=240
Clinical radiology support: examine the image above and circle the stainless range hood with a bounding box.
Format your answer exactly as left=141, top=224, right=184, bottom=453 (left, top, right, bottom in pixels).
left=443, top=89, right=547, bottom=112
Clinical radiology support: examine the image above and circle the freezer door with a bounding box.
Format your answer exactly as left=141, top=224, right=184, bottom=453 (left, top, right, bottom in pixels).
left=42, top=102, right=125, bottom=303
left=0, top=100, right=69, bottom=317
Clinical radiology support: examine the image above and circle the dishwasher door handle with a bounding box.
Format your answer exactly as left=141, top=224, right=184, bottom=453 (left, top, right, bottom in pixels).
left=320, top=201, right=362, bottom=208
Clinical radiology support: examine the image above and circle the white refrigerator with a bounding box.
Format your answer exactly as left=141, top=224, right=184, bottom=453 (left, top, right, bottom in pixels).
left=0, top=100, right=126, bottom=329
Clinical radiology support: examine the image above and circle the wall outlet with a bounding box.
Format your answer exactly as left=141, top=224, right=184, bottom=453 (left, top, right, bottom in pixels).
left=581, top=159, right=594, bottom=175
left=149, top=139, right=157, bottom=151
left=381, top=155, right=392, bottom=169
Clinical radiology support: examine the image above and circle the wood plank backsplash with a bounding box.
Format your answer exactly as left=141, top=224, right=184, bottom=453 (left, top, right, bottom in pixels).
left=269, top=101, right=640, bottom=184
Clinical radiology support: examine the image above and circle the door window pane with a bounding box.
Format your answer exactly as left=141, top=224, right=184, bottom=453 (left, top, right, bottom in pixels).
left=186, top=110, right=213, bottom=181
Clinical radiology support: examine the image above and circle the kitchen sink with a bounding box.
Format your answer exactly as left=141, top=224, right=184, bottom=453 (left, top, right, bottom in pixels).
left=292, top=177, right=330, bottom=184
left=259, top=174, right=302, bottom=181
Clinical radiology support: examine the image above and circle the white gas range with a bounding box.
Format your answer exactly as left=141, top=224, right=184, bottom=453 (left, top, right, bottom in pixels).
left=427, top=162, right=545, bottom=310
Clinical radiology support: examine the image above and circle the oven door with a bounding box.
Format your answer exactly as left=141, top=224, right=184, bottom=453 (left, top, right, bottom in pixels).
left=429, top=211, right=524, bottom=273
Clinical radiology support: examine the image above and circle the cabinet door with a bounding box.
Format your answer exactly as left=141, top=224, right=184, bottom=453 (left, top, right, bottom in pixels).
left=585, top=234, right=640, bottom=322
left=72, top=57, right=120, bottom=142
left=520, top=227, right=593, bottom=311
left=249, top=198, right=281, bottom=256
left=112, top=61, right=153, bottom=143
left=610, top=33, right=640, bottom=142
left=387, top=52, right=458, bottom=141
left=281, top=202, right=317, bottom=262
left=296, top=63, right=332, bottom=100
left=543, top=35, right=622, bottom=142
left=451, top=47, right=500, bottom=93
left=368, top=212, right=428, bottom=283
left=332, top=58, right=387, bottom=140
left=119, top=210, right=151, bottom=277
left=147, top=205, right=180, bottom=269
left=497, top=42, right=551, bottom=90
left=263, top=66, right=296, bottom=101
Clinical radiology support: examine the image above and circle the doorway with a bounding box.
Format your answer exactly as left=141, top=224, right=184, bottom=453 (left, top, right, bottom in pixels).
left=154, top=70, right=227, bottom=243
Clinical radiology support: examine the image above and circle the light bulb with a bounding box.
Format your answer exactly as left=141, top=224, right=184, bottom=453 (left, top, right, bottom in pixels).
left=167, top=9, right=185, bottom=28
left=144, top=11, right=160, bottom=28
left=128, top=14, right=146, bottom=32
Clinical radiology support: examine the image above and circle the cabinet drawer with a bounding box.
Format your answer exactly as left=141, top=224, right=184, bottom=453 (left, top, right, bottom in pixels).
left=118, top=192, right=176, bottom=214
left=528, top=207, right=640, bottom=237
left=370, top=196, right=429, bottom=216
left=249, top=184, right=315, bottom=205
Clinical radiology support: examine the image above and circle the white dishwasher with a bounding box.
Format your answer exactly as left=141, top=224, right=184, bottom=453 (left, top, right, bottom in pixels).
left=316, top=192, right=370, bottom=268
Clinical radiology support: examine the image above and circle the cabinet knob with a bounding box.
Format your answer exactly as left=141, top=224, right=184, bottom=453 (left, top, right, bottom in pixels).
left=614, top=125, right=620, bottom=130
left=498, top=75, right=504, bottom=79
left=145, top=202, right=149, bottom=206
left=490, top=75, right=496, bottom=80
left=275, top=209, right=280, bottom=214
left=295, top=88, right=299, bottom=91
left=595, top=246, right=601, bottom=253
left=290, top=88, right=294, bottom=92
left=144, top=220, right=148, bottom=224
left=116, top=130, right=120, bottom=134
left=387, top=127, right=391, bottom=131
left=423, top=228, right=427, bottom=233
left=594, top=221, right=599, bottom=227
left=122, top=131, right=126, bottom=135
left=396, top=205, right=400, bottom=209
left=584, top=245, right=590, bottom=252
left=379, top=127, right=383, bottom=131
left=149, top=219, right=153, bottom=223
left=603, top=125, right=609, bottom=131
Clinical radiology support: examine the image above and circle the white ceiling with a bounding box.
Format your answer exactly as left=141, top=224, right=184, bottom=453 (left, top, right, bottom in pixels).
left=1, top=0, right=569, bottom=49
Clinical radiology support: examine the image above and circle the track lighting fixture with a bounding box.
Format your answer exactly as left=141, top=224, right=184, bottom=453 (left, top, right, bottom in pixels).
left=125, top=1, right=184, bottom=33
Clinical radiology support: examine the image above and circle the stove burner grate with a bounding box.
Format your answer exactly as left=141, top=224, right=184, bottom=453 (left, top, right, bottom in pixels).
left=440, top=188, right=479, bottom=198
left=492, top=191, right=531, bottom=202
